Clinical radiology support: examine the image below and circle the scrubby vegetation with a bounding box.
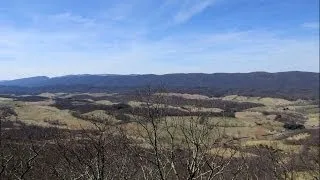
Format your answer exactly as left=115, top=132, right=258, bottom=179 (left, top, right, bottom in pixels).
left=0, top=89, right=319, bottom=179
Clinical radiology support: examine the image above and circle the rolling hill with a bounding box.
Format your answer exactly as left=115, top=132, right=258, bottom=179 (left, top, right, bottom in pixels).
left=0, top=71, right=319, bottom=99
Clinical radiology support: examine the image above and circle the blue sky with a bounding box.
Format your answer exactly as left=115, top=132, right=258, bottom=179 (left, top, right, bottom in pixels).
left=0, top=0, right=319, bottom=80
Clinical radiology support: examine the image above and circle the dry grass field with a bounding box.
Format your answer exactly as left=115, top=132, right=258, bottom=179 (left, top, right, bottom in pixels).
left=2, top=92, right=318, bottom=141
left=1, top=92, right=318, bottom=179
left=221, top=95, right=295, bottom=106
left=13, top=102, right=93, bottom=129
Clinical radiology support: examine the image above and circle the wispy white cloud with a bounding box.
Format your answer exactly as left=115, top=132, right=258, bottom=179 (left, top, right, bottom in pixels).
left=302, top=22, right=319, bottom=29
left=102, top=2, right=133, bottom=21
left=49, top=13, right=97, bottom=26
left=0, top=13, right=318, bottom=80
left=173, top=0, right=215, bottom=24
left=0, top=1, right=319, bottom=79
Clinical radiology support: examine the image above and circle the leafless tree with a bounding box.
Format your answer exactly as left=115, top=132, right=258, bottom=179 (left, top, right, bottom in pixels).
left=130, top=88, right=241, bottom=180
left=49, top=118, right=139, bottom=180
left=0, top=105, right=17, bottom=177
left=1, top=105, right=46, bottom=179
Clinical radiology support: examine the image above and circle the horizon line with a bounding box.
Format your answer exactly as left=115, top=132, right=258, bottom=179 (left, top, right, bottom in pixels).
left=1, top=70, right=319, bottom=81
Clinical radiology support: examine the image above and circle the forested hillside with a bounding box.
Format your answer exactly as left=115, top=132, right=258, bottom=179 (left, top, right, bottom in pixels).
left=0, top=71, right=318, bottom=99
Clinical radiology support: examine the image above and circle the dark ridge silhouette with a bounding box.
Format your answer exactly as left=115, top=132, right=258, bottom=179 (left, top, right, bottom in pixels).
left=0, top=71, right=318, bottom=99
left=0, top=76, right=49, bottom=86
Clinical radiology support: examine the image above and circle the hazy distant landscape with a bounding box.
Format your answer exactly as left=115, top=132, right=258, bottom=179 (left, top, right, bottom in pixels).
left=0, top=72, right=319, bottom=179
left=1, top=0, right=319, bottom=179
left=0, top=71, right=319, bottom=99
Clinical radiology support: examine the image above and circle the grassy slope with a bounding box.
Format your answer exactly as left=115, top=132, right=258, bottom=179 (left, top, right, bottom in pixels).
left=2, top=93, right=318, bottom=155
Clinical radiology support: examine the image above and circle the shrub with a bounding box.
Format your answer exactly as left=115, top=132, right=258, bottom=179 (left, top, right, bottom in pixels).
left=283, top=123, right=305, bottom=130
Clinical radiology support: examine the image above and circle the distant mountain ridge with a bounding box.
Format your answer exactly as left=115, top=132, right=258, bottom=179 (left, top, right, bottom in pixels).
left=0, top=71, right=319, bottom=99
left=0, top=71, right=318, bottom=88
left=0, top=76, right=50, bottom=87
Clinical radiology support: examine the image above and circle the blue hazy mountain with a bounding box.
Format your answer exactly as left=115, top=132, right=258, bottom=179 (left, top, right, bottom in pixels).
left=0, top=71, right=318, bottom=99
